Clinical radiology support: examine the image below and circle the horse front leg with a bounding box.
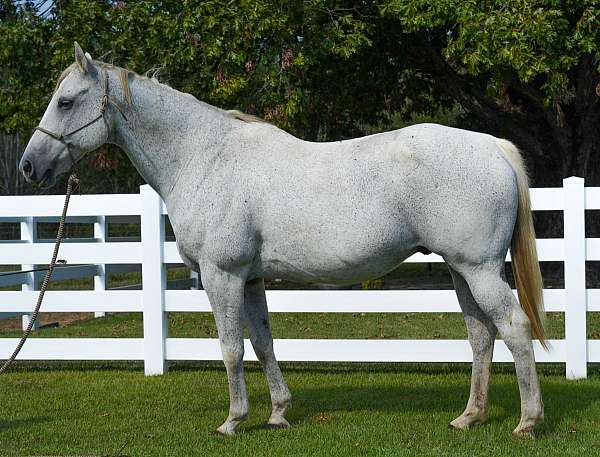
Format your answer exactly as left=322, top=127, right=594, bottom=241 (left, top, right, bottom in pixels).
left=201, top=262, right=249, bottom=436
left=244, top=278, right=292, bottom=428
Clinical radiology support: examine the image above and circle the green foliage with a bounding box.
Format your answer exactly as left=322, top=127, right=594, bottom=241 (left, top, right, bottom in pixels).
left=382, top=0, right=600, bottom=106
left=0, top=3, right=53, bottom=133
left=2, top=0, right=599, bottom=191
left=3, top=0, right=600, bottom=133
left=0, top=1, right=387, bottom=139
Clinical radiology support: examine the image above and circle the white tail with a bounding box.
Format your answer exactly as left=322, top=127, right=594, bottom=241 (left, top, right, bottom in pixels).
left=496, top=138, right=547, bottom=348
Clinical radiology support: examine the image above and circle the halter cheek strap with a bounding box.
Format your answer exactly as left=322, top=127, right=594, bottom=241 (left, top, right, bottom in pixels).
left=34, top=68, right=128, bottom=167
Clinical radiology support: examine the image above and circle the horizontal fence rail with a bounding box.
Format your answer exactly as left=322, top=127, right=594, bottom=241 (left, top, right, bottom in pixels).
left=0, top=177, right=597, bottom=379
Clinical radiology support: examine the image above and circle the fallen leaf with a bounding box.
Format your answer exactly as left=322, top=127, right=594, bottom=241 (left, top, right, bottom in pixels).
left=313, top=412, right=333, bottom=423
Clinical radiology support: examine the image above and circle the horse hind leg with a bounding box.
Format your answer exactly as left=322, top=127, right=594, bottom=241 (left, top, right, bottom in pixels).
left=456, top=262, right=544, bottom=437
left=448, top=267, right=497, bottom=430
left=244, top=278, right=292, bottom=429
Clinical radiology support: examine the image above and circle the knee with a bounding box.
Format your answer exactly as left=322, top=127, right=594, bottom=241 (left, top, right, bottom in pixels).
left=222, top=346, right=244, bottom=368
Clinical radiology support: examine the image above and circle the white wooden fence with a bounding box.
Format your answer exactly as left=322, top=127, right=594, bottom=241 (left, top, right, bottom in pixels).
left=0, top=178, right=598, bottom=379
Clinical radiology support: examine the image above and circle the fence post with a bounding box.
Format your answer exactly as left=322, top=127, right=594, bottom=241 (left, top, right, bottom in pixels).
left=21, top=216, right=39, bottom=331
left=140, top=185, right=168, bottom=375
left=94, top=215, right=107, bottom=318
left=563, top=176, right=587, bottom=379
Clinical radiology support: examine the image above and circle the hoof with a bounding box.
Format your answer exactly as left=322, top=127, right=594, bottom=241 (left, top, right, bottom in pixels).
left=448, top=421, right=469, bottom=431
left=266, top=418, right=290, bottom=430
left=448, top=414, right=484, bottom=431
left=216, top=423, right=237, bottom=436
left=512, top=426, right=535, bottom=439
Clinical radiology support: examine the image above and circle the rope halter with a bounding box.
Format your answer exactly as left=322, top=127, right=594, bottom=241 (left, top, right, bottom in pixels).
left=33, top=67, right=128, bottom=168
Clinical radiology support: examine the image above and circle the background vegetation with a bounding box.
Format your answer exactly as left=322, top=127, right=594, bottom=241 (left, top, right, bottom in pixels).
left=1, top=0, right=599, bottom=194
left=1, top=4, right=600, bottom=454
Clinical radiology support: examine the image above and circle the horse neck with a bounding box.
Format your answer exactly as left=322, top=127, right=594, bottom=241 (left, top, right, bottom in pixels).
left=109, top=73, right=237, bottom=200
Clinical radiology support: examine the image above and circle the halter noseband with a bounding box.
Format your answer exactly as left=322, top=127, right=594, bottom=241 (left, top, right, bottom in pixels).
left=34, top=67, right=128, bottom=167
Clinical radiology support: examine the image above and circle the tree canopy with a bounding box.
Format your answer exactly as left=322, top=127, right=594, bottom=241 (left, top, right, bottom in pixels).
left=1, top=0, right=599, bottom=191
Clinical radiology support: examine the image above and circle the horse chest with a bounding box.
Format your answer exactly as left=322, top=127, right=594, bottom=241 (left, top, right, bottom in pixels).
left=169, top=206, right=257, bottom=273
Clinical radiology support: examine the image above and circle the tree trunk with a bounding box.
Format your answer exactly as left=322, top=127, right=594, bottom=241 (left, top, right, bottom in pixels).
left=0, top=133, right=29, bottom=195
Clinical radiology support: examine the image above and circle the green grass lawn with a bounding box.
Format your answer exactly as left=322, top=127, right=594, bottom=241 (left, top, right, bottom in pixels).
left=0, top=262, right=598, bottom=456
left=2, top=310, right=600, bottom=340
left=0, top=313, right=599, bottom=456
left=1, top=362, right=600, bottom=457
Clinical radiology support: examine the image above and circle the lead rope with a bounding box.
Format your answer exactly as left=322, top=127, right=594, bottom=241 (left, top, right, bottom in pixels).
left=0, top=174, right=79, bottom=374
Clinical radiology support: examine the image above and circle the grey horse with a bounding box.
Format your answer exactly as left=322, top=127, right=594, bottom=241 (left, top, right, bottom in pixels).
left=20, top=44, right=546, bottom=437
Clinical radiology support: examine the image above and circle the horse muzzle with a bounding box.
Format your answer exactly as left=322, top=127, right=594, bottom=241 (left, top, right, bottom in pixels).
left=19, top=161, right=56, bottom=188
left=19, top=145, right=59, bottom=188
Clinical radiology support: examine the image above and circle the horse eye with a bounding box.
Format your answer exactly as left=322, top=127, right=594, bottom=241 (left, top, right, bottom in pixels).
left=58, top=98, right=73, bottom=110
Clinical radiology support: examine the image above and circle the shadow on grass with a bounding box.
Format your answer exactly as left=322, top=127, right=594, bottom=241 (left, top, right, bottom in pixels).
left=2, top=361, right=599, bottom=439
left=4, top=360, right=600, bottom=377
left=0, top=415, right=51, bottom=432
left=1, top=363, right=598, bottom=439
left=282, top=377, right=599, bottom=437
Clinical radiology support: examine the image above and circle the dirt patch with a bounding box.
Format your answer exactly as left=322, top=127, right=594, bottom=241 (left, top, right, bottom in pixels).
left=0, top=313, right=95, bottom=333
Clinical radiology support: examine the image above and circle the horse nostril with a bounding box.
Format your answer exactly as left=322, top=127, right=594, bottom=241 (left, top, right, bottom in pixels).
left=22, top=160, right=33, bottom=178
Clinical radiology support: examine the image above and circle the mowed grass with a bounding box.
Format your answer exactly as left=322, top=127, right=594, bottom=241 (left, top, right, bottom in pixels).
left=2, top=310, right=600, bottom=340
left=0, top=314, right=599, bottom=456
left=1, top=362, right=600, bottom=457
left=1, top=261, right=599, bottom=456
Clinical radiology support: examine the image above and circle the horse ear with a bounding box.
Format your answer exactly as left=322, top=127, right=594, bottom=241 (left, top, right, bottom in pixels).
left=74, top=42, right=91, bottom=74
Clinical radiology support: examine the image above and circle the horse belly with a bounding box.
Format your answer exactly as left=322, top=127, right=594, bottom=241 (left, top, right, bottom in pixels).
left=256, top=223, right=416, bottom=285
